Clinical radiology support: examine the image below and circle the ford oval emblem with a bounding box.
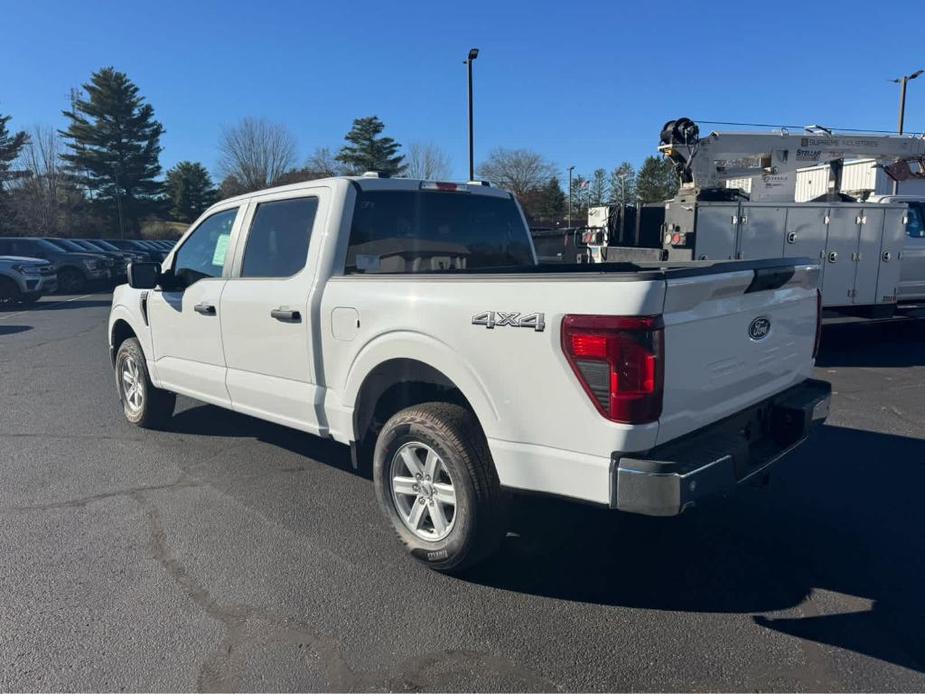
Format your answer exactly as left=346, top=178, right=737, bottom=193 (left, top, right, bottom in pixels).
left=748, top=316, right=771, bottom=340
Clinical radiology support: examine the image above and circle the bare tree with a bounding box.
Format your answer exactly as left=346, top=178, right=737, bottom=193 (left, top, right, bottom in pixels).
left=305, top=146, right=348, bottom=177
left=10, top=126, right=63, bottom=234
left=476, top=147, right=557, bottom=196
left=217, top=117, right=297, bottom=193
left=405, top=142, right=452, bottom=180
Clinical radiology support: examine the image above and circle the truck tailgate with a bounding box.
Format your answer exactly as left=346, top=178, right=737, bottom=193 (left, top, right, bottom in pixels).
left=656, top=262, right=819, bottom=445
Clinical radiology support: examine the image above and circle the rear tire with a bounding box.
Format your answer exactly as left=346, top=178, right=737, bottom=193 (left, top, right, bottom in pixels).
left=115, top=337, right=176, bottom=429
left=373, top=402, right=507, bottom=572
left=58, top=267, right=86, bottom=294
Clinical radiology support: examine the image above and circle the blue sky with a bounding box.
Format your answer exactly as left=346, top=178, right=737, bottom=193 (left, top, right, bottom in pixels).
left=2, top=0, right=923, bottom=182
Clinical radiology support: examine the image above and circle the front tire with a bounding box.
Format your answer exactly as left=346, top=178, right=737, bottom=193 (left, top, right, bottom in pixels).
left=115, top=338, right=176, bottom=429
left=373, top=402, right=507, bottom=572
left=58, top=267, right=86, bottom=294
left=0, top=277, right=21, bottom=306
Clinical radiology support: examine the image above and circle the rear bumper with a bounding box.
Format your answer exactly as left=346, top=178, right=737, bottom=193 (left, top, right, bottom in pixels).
left=612, top=378, right=831, bottom=516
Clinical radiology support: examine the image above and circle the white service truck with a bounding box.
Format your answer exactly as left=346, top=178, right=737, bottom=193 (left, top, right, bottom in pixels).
left=108, top=175, right=830, bottom=571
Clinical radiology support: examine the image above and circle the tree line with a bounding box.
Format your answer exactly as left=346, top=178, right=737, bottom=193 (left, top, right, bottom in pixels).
left=0, top=66, right=679, bottom=239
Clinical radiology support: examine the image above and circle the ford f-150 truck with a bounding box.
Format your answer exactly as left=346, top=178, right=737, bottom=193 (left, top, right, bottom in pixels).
left=108, top=175, right=831, bottom=571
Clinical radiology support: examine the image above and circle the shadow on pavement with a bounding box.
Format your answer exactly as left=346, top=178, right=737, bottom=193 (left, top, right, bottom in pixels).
left=459, top=424, right=925, bottom=672
left=817, top=318, right=925, bottom=368
left=166, top=403, right=354, bottom=472
left=161, top=403, right=925, bottom=672
left=0, top=325, right=32, bottom=335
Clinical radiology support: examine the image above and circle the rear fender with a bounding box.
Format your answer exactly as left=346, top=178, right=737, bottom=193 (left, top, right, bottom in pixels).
left=340, top=331, right=500, bottom=442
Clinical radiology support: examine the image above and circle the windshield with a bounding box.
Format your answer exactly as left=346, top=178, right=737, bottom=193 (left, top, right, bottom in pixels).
left=93, top=239, right=120, bottom=251
left=346, top=189, right=535, bottom=274
left=39, top=238, right=77, bottom=252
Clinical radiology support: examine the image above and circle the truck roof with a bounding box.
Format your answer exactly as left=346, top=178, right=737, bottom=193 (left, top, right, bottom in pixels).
left=215, top=176, right=512, bottom=207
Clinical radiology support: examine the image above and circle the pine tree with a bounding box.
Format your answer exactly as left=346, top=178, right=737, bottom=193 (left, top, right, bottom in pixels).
left=60, top=67, right=164, bottom=237
left=608, top=162, right=636, bottom=206
left=0, top=112, right=28, bottom=186
left=537, top=176, right=566, bottom=224
left=165, top=161, right=217, bottom=223
left=0, top=111, right=29, bottom=232
left=635, top=156, right=678, bottom=203
left=589, top=168, right=608, bottom=206
left=336, top=116, right=405, bottom=176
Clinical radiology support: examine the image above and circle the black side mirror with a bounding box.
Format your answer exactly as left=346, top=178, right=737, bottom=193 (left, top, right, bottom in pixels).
left=127, top=262, right=160, bottom=289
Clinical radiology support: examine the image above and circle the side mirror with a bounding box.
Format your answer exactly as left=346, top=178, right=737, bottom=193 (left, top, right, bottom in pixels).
left=127, top=262, right=160, bottom=289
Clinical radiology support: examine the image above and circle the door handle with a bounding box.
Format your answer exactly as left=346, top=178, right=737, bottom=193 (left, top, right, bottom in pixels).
left=271, top=307, right=302, bottom=322
left=194, top=302, right=216, bottom=315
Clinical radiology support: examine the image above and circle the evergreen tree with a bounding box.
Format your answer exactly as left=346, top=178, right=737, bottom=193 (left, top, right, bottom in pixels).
left=0, top=111, right=28, bottom=186
left=165, top=161, right=217, bottom=223
left=569, top=174, right=589, bottom=219
left=608, top=162, right=636, bottom=205
left=589, top=168, right=608, bottom=206
left=336, top=116, right=405, bottom=176
left=60, top=67, right=164, bottom=237
left=0, top=111, right=29, bottom=232
left=536, top=176, right=566, bottom=224
left=635, top=156, right=678, bottom=203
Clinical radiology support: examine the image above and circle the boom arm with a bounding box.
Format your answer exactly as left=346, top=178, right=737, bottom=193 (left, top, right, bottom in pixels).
left=659, top=118, right=925, bottom=201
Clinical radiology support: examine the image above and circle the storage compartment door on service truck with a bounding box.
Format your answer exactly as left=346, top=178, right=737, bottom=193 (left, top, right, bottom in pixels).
left=736, top=204, right=787, bottom=260
left=784, top=206, right=828, bottom=271
left=873, top=205, right=907, bottom=304
left=693, top=203, right=739, bottom=260
left=821, top=206, right=861, bottom=307
left=851, top=207, right=885, bottom=306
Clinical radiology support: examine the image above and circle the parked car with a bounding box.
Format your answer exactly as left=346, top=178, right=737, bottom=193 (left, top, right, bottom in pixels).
left=109, top=176, right=830, bottom=572
left=0, top=237, right=109, bottom=293
left=87, top=238, right=148, bottom=265
left=42, top=237, right=124, bottom=282
left=103, top=238, right=167, bottom=262
left=0, top=255, right=57, bottom=305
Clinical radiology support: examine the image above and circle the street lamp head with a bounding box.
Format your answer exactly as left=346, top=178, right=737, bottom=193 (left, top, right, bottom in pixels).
left=468, top=48, right=479, bottom=61
left=911, top=69, right=924, bottom=80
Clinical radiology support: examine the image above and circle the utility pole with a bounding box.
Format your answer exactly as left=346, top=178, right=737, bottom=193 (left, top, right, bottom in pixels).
left=465, top=48, right=479, bottom=181
left=567, top=165, right=575, bottom=227
left=891, top=69, right=923, bottom=194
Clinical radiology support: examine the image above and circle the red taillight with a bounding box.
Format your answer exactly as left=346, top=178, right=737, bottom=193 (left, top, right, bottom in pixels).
left=561, top=315, right=664, bottom=424
left=813, top=289, right=822, bottom=359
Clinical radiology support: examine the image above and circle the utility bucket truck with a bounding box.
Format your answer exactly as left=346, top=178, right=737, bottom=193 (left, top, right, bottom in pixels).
left=585, top=119, right=925, bottom=317
left=657, top=118, right=925, bottom=316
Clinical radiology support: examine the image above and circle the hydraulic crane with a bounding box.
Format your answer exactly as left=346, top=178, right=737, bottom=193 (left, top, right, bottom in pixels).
left=658, top=117, right=925, bottom=203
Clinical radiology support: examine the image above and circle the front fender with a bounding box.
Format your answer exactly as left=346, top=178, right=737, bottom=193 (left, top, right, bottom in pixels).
left=108, top=290, right=156, bottom=382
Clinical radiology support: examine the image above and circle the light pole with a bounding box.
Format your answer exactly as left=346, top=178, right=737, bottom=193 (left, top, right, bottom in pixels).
left=465, top=48, right=479, bottom=181
left=891, top=68, right=923, bottom=193
left=567, top=165, right=575, bottom=227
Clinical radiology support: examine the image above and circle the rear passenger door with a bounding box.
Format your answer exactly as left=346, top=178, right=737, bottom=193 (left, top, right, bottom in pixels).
left=220, top=188, right=328, bottom=433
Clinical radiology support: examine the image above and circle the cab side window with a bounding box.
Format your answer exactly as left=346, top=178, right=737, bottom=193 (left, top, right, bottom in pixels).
left=173, top=208, right=238, bottom=285
left=240, top=197, right=318, bottom=278
left=906, top=204, right=925, bottom=239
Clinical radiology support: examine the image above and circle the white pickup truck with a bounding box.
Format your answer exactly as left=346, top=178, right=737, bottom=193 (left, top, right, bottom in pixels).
left=108, top=175, right=831, bottom=571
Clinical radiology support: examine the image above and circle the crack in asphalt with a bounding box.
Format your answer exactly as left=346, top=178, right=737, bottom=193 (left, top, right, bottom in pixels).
left=132, top=490, right=557, bottom=692
left=5, top=478, right=203, bottom=512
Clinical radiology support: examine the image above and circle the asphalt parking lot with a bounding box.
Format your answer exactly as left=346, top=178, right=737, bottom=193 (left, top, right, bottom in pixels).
left=2, top=294, right=924, bottom=692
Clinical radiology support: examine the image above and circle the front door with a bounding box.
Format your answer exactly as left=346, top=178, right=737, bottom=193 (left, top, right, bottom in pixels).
left=220, top=190, right=326, bottom=433
left=147, top=205, right=244, bottom=406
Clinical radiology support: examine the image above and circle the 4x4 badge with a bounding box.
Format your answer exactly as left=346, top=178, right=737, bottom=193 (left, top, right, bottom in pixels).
left=472, top=311, right=545, bottom=332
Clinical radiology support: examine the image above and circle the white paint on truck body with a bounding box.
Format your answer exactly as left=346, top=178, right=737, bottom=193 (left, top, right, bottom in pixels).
left=109, top=176, right=820, bottom=506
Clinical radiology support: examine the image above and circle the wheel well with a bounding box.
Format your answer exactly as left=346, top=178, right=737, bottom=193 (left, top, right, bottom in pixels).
left=110, top=320, right=137, bottom=364
left=353, top=359, right=478, bottom=451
